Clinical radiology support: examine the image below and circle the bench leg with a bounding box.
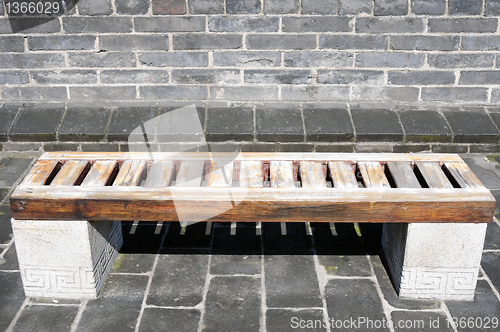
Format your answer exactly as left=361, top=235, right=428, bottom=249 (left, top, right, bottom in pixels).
left=11, top=219, right=123, bottom=299
left=382, top=222, right=487, bottom=301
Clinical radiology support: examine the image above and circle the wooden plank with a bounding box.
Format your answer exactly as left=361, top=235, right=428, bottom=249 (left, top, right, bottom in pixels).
left=144, top=160, right=174, bottom=187
left=416, top=161, right=453, bottom=189
left=358, top=162, right=390, bottom=188
left=328, top=161, right=358, bottom=188
left=113, top=160, right=146, bottom=187
left=21, top=160, right=59, bottom=185
left=175, top=160, right=205, bottom=187
left=38, top=152, right=465, bottom=163
left=270, top=160, right=295, bottom=188
left=386, top=161, right=421, bottom=189
left=300, top=161, right=326, bottom=189
left=10, top=186, right=495, bottom=223
left=208, top=160, right=233, bottom=188
left=240, top=160, right=264, bottom=188
left=51, top=160, right=89, bottom=186
left=81, top=161, right=118, bottom=186
left=444, top=162, right=484, bottom=188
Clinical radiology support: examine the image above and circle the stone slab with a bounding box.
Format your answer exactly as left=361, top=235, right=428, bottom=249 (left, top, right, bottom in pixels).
left=14, top=305, right=79, bottom=332
left=138, top=308, right=201, bottom=332
left=0, top=273, right=26, bottom=332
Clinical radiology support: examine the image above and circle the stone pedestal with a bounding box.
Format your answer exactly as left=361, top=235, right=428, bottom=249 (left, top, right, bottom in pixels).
left=382, top=222, right=487, bottom=301
left=11, top=219, right=123, bottom=299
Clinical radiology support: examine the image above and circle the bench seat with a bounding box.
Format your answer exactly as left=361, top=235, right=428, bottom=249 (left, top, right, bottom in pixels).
left=9, top=152, right=496, bottom=301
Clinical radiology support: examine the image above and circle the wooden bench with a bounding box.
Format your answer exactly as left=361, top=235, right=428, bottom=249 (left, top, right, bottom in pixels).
left=10, top=152, right=495, bottom=301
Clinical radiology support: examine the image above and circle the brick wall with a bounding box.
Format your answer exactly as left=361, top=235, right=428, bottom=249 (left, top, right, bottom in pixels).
left=0, top=0, right=499, bottom=104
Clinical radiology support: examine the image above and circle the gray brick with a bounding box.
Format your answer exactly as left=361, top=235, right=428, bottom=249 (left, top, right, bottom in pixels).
left=173, top=34, right=242, bottom=50
left=0, top=53, right=65, bottom=69
left=140, top=309, right=200, bottom=332
left=277, top=143, right=315, bottom=152
left=432, top=144, right=468, bottom=153
left=421, top=87, right=488, bottom=102
left=80, top=143, right=120, bottom=152
left=428, top=54, right=495, bottom=68
left=318, top=70, right=384, bottom=84
left=70, top=86, right=136, bottom=101
left=226, top=0, right=260, bottom=14
left=486, top=0, right=500, bottom=15
left=352, top=86, right=419, bottom=102
left=462, top=36, right=500, bottom=51
left=9, top=107, right=64, bottom=141
left=374, top=0, right=408, bottom=15
left=282, top=17, right=352, bottom=32
left=100, top=35, right=168, bottom=51
left=139, top=52, right=208, bottom=68
left=153, top=0, right=187, bottom=14
left=246, top=34, right=316, bottom=50
left=68, top=52, right=136, bottom=68
left=213, top=51, right=281, bottom=67
left=0, top=18, right=61, bottom=34
left=209, top=16, right=279, bottom=32
left=77, top=0, right=112, bottom=15
left=0, top=71, right=29, bottom=84
left=245, top=69, right=312, bottom=84
left=2, top=87, right=67, bottom=101
left=429, top=18, right=498, bottom=33
left=28, top=35, right=95, bottom=51
left=205, top=108, right=254, bottom=141
left=62, top=17, right=133, bottom=33
left=444, top=111, right=500, bottom=143
left=264, top=0, right=299, bottom=14
left=101, top=69, right=169, bottom=84
left=470, top=144, right=500, bottom=153
left=189, top=0, right=224, bottom=13
left=303, top=0, right=336, bottom=14
left=391, top=36, right=459, bottom=51
left=351, top=109, right=403, bottom=141
left=281, top=86, right=349, bottom=101
left=388, top=70, right=455, bottom=85
left=256, top=108, right=303, bottom=142
left=140, top=86, right=208, bottom=100
left=338, top=0, right=372, bottom=14
left=459, top=71, right=500, bottom=85
left=355, top=52, right=424, bottom=68
left=0, top=108, right=19, bottom=141
left=43, top=142, right=79, bottom=152
left=303, top=108, right=354, bottom=142
left=0, top=37, right=24, bottom=52
left=356, top=17, right=424, bottom=33
left=316, top=143, right=355, bottom=152
left=134, top=17, right=205, bottom=32
left=411, top=0, right=446, bottom=15
left=59, top=107, right=111, bottom=141
left=116, top=0, right=149, bottom=14
left=107, top=107, right=159, bottom=141
left=31, top=70, right=98, bottom=84
left=393, top=144, right=431, bottom=153
left=355, top=143, right=393, bottom=152
left=493, top=89, right=500, bottom=103
left=211, top=86, right=279, bottom=101
left=320, top=35, right=388, bottom=50
left=398, top=110, right=452, bottom=142
left=449, top=0, right=483, bottom=15
left=172, top=69, right=240, bottom=84
left=284, top=52, right=353, bottom=67
left=2, top=142, right=42, bottom=151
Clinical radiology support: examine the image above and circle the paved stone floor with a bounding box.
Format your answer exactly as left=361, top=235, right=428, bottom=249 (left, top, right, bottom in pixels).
left=0, top=152, right=500, bottom=332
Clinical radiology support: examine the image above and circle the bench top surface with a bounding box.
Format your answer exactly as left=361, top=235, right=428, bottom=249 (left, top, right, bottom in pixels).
left=10, top=152, right=496, bottom=223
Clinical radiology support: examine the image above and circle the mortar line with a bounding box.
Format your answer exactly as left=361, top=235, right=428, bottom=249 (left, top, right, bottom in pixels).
left=367, top=255, right=396, bottom=332
left=197, top=221, right=215, bottom=332
left=5, top=297, right=30, bottom=332
left=479, top=265, right=500, bottom=302
left=441, top=302, right=459, bottom=332
left=260, top=220, right=267, bottom=332
left=69, top=300, right=88, bottom=332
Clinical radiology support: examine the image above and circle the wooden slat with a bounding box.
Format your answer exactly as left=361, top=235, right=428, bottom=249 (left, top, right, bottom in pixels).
left=175, top=160, right=205, bottom=187
left=328, top=161, right=358, bottom=188
left=416, top=161, right=453, bottom=189
left=240, top=160, right=264, bottom=188
left=144, top=160, right=174, bottom=187
left=386, top=161, right=421, bottom=189
left=444, top=162, right=484, bottom=188
left=10, top=186, right=496, bottom=223
left=81, top=161, right=118, bottom=186
left=270, top=161, right=295, bottom=188
left=300, top=161, right=326, bottom=189
left=358, top=162, right=390, bottom=188
left=113, top=160, right=146, bottom=187
left=208, top=160, right=233, bottom=188
left=22, top=160, right=59, bottom=185
left=51, top=160, right=89, bottom=186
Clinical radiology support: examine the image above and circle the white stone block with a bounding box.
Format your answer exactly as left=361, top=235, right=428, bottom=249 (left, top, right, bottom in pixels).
left=11, top=219, right=123, bottom=299
left=382, top=222, right=487, bottom=301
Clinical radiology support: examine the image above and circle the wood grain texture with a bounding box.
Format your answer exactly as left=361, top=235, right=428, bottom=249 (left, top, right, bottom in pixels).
left=386, top=161, right=421, bottom=189
left=270, top=161, right=295, bottom=188
left=208, top=160, right=233, bottom=188
left=300, top=161, right=326, bottom=189
left=21, top=160, right=59, bottom=185
left=113, top=160, right=146, bottom=187
left=416, top=161, right=453, bottom=189
left=328, top=161, right=358, bottom=188
left=443, top=162, right=484, bottom=189
left=144, top=161, right=174, bottom=187
left=50, top=160, right=89, bottom=186
left=240, top=160, right=264, bottom=188
left=358, top=162, right=390, bottom=188
left=81, top=161, right=118, bottom=186
left=175, top=160, right=205, bottom=187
